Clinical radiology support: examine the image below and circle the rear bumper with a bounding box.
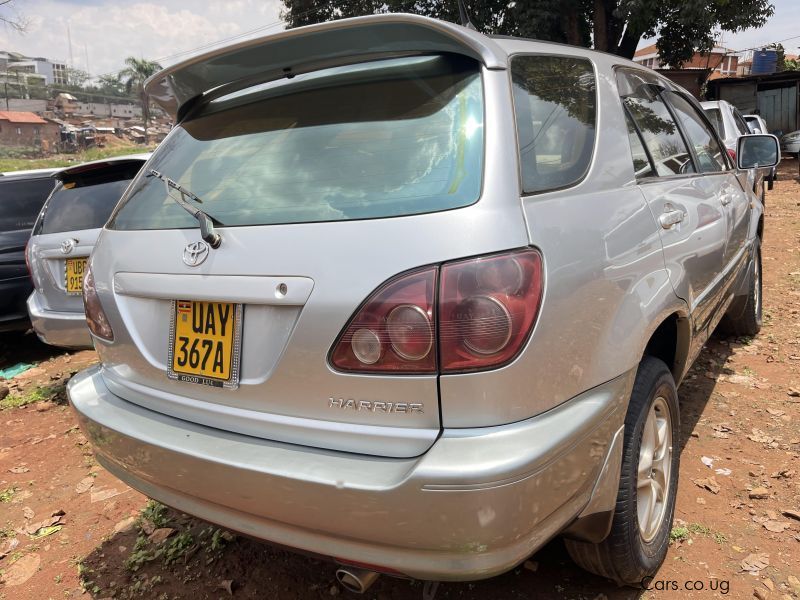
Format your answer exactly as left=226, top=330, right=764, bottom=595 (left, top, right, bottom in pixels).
left=27, top=292, right=92, bottom=349
left=68, top=366, right=631, bottom=581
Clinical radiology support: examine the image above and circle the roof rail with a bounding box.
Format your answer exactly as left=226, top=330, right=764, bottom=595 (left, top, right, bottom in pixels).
left=145, top=13, right=507, bottom=121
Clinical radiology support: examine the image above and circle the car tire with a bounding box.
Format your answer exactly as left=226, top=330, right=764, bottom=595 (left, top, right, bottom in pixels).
left=565, top=356, right=679, bottom=586
left=720, top=238, right=762, bottom=337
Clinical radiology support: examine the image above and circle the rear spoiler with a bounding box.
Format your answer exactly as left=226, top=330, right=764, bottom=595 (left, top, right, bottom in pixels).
left=54, top=154, right=151, bottom=181
left=145, top=13, right=508, bottom=121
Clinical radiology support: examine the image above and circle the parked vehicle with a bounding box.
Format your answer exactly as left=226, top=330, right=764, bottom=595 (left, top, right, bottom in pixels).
left=0, top=168, right=60, bottom=333
left=781, top=129, right=800, bottom=157
left=26, top=155, right=150, bottom=348
left=702, top=100, right=772, bottom=195
left=743, top=114, right=768, bottom=134
left=67, top=14, right=779, bottom=590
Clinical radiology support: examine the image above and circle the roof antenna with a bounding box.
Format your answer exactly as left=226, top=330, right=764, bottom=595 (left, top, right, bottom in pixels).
left=457, top=0, right=477, bottom=30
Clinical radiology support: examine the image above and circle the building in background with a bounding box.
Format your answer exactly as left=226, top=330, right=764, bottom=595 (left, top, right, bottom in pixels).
left=0, top=110, right=60, bottom=148
left=634, top=44, right=739, bottom=80
left=0, top=51, right=68, bottom=86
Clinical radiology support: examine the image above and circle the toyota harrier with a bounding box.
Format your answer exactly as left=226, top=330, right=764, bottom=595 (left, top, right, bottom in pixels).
left=67, top=14, right=779, bottom=591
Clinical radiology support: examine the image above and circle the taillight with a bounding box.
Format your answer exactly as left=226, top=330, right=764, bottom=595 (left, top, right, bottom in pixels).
left=83, top=263, right=114, bottom=342
left=330, top=268, right=436, bottom=373
left=727, top=148, right=736, bottom=163
left=439, top=249, right=542, bottom=372
left=330, top=249, right=543, bottom=374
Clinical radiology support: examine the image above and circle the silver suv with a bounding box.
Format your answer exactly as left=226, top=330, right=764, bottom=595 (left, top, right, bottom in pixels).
left=67, top=14, right=779, bottom=590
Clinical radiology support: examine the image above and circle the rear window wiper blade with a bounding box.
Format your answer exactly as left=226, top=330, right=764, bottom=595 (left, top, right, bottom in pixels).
left=149, top=169, right=222, bottom=248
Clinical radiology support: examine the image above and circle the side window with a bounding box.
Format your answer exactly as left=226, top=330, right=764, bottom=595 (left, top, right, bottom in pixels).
left=664, top=92, right=727, bottom=173
left=511, top=55, right=597, bottom=194
left=733, top=109, right=751, bottom=136
left=616, top=70, right=695, bottom=176
left=624, top=112, right=655, bottom=178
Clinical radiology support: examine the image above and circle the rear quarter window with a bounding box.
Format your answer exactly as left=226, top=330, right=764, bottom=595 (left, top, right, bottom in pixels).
left=0, top=177, right=56, bottom=231
left=36, top=162, right=142, bottom=235
left=510, top=55, right=597, bottom=194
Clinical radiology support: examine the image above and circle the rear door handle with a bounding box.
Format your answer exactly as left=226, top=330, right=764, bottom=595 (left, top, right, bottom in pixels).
left=659, top=208, right=685, bottom=229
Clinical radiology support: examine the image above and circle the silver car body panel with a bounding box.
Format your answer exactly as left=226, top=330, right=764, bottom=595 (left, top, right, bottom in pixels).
left=26, top=155, right=150, bottom=348
left=69, top=363, right=631, bottom=581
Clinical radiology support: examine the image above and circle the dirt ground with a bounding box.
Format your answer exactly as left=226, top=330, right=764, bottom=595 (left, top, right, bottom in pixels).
left=1, top=162, right=799, bottom=600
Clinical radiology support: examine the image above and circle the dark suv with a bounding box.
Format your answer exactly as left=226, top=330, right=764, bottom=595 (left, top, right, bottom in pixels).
left=0, top=168, right=59, bottom=332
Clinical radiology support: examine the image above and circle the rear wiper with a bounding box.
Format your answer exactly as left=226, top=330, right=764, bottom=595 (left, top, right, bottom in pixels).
left=149, top=169, right=222, bottom=248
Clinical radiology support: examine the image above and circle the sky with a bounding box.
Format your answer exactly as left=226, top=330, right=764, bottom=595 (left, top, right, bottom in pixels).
left=0, top=0, right=798, bottom=81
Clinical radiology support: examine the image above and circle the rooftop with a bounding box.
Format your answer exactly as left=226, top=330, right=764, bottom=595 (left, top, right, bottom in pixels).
left=0, top=110, right=48, bottom=124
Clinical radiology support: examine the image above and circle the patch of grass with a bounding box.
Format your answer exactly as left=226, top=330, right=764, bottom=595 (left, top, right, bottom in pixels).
left=139, top=500, right=169, bottom=529
left=164, top=531, right=194, bottom=565
left=670, top=526, right=690, bottom=542
left=0, top=487, right=18, bottom=503
left=671, top=523, right=726, bottom=545
left=0, top=384, right=64, bottom=411
left=0, top=145, right=157, bottom=172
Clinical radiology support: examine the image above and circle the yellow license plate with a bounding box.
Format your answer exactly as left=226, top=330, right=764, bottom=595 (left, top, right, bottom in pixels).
left=65, top=258, right=88, bottom=294
left=168, top=300, right=242, bottom=388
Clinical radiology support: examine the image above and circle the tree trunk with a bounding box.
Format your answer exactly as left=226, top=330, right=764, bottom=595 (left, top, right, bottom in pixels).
left=140, top=88, right=149, bottom=145
left=615, top=27, right=641, bottom=59
left=593, top=0, right=608, bottom=52
left=563, top=5, right=582, bottom=47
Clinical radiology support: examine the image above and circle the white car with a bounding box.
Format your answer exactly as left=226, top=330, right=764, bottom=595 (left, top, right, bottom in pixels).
left=743, top=114, right=768, bottom=134
left=781, top=130, right=800, bottom=157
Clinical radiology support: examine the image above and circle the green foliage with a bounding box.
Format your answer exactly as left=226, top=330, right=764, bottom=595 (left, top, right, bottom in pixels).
left=120, top=57, right=163, bottom=133
left=670, top=525, right=690, bottom=541
left=0, top=487, right=18, bottom=503
left=280, top=0, right=775, bottom=62
left=0, top=384, right=64, bottom=411
left=139, top=500, right=169, bottom=530
left=0, top=144, right=158, bottom=173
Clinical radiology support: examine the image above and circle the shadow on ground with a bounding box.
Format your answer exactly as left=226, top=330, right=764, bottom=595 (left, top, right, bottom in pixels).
left=0, top=329, right=66, bottom=369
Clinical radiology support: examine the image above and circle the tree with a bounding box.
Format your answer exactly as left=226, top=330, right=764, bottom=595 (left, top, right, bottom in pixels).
left=98, top=73, right=126, bottom=96
left=0, top=0, right=29, bottom=33
left=280, top=0, right=774, bottom=64
left=770, top=42, right=786, bottom=71
left=120, top=57, right=163, bottom=140
left=66, top=67, right=90, bottom=88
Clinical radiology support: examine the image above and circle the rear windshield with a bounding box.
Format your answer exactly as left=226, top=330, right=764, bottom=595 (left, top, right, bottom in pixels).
left=35, top=162, right=142, bottom=235
left=110, top=55, right=484, bottom=230
left=704, top=108, right=725, bottom=138
left=0, top=177, right=56, bottom=232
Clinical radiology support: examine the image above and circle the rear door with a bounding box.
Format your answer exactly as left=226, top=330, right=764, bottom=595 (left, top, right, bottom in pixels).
left=92, top=55, right=529, bottom=458
left=29, top=160, right=144, bottom=313
left=616, top=69, right=727, bottom=339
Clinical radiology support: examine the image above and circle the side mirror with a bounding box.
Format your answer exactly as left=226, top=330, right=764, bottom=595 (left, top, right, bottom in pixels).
left=737, top=134, right=780, bottom=170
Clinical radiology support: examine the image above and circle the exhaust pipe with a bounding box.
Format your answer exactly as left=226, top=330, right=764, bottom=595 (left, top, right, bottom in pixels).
left=335, top=567, right=380, bottom=594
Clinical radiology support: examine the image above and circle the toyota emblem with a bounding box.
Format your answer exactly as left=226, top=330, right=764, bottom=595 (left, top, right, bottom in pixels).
left=60, top=238, right=78, bottom=254
left=182, top=241, right=210, bottom=267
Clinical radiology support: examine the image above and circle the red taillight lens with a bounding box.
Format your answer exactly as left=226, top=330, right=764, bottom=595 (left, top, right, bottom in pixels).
left=439, top=249, right=543, bottom=372
left=727, top=148, right=737, bottom=163
left=331, top=249, right=544, bottom=374
left=330, top=268, right=436, bottom=373
left=83, top=264, right=114, bottom=341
